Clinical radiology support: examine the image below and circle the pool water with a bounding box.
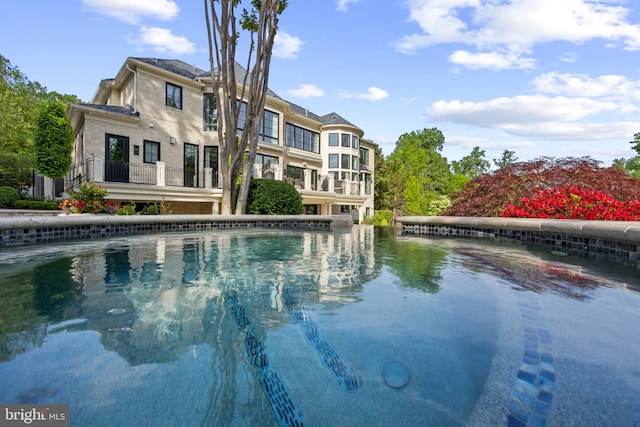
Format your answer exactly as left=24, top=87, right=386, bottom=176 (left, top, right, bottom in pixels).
left=0, top=227, right=639, bottom=426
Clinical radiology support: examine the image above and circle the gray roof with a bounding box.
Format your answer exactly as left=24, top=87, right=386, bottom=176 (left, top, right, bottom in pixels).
left=135, top=58, right=208, bottom=79
left=318, top=112, right=356, bottom=127
left=288, top=102, right=323, bottom=122
left=76, top=104, right=139, bottom=117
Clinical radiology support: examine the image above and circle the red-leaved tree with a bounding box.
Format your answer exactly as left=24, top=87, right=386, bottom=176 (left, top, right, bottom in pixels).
left=443, top=157, right=640, bottom=217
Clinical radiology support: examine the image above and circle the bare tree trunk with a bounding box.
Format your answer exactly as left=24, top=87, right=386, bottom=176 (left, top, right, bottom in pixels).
left=205, top=0, right=285, bottom=215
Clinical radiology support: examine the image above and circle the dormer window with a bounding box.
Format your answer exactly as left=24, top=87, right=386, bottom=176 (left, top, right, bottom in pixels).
left=166, top=83, right=182, bottom=109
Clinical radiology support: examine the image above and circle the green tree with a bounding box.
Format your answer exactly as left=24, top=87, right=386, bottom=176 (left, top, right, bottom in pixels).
left=373, top=145, right=386, bottom=210
left=630, top=132, right=640, bottom=154
left=451, top=146, right=490, bottom=178
left=0, top=55, right=46, bottom=187
left=493, top=149, right=518, bottom=168
left=612, top=157, right=640, bottom=179
left=204, top=0, right=288, bottom=214
left=34, top=101, right=73, bottom=178
left=0, top=55, right=80, bottom=190
left=377, top=128, right=454, bottom=219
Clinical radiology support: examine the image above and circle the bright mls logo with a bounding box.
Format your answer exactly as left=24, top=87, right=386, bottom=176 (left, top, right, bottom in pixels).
left=1, top=405, right=69, bottom=426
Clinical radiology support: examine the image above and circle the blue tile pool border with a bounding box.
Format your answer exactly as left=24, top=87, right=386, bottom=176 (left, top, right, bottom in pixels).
left=397, top=216, right=640, bottom=268
left=0, top=214, right=354, bottom=248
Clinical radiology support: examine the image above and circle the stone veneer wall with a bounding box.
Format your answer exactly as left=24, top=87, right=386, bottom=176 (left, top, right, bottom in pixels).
left=397, top=216, right=640, bottom=268
left=0, top=214, right=353, bottom=248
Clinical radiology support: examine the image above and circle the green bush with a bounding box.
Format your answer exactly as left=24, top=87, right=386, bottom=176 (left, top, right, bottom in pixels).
left=371, top=210, right=393, bottom=226
left=115, top=201, right=138, bottom=215
left=142, top=203, right=159, bottom=215
left=14, top=200, right=59, bottom=210
left=247, top=179, right=303, bottom=215
left=0, top=186, right=19, bottom=207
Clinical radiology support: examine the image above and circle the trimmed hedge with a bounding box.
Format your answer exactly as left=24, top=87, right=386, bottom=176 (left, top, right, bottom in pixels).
left=247, top=179, right=303, bottom=215
left=14, top=200, right=59, bottom=210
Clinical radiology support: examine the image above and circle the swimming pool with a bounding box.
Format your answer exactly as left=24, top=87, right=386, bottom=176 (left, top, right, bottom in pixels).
left=0, top=226, right=638, bottom=426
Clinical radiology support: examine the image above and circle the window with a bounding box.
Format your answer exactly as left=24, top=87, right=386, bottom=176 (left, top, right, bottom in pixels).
left=329, top=154, right=339, bottom=168
left=341, top=154, right=350, bottom=169
left=329, top=133, right=339, bottom=146
left=285, top=123, right=320, bottom=153
left=341, top=133, right=350, bottom=147
left=364, top=173, right=372, bottom=194
left=237, top=102, right=247, bottom=133
left=204, top=146, right=218, bottom=171
left=255, top=153, right=279, bottom=167
left=359, top=147, right=369, bottom=166
left=166, top=83, right=182, bottom=109
left=235, top=102, right=279, bottom=144
left=143, top=140, right=160, bottom=164
left=203, top=94, right=218, bottom=131
left=184, top=143, right=198, bottom=187
left=352, top=135, right=359, bottom=149
left=205, top=146, right=218, bottom=187
left=286, top=165, right=304, bottom=180
left=260, top=110, right=279, bottom=144
left=352, top=155, right=359, bottom=170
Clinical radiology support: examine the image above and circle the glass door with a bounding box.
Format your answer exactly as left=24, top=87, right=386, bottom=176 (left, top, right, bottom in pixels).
left=105, top=134, right=129, bottom=182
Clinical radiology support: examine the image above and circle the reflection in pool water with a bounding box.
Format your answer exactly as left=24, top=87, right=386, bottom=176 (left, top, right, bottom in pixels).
left=0, top=227, right=639, bottom=426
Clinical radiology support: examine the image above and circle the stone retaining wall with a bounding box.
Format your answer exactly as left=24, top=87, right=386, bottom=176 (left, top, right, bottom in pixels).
left=397, top=216, right=640, bottom=267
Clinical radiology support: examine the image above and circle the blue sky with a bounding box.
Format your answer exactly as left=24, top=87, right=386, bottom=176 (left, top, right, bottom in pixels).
left=2, top=0, right=640, bottom=166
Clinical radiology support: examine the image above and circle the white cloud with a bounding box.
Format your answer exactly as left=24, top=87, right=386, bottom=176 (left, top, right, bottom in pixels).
left=429, top=95, right=625, bottom=127
left=559, top=52, right=578, bottom=63
left=449, top=50, right=535, bottom=70
left=428, top=94, right=638, bottom=142
left=273, top=31, right=304, bottom=59
left=356, top=87, right=389, bottom=101
left=287, top=84, right=325, bottom=98
left=337, top=0, right=360, bottom=12
left=446, top=134, right=536, bottom=149
left=502, top=121, right=639, bottom=140
left=395, top=0, right=640, bottom=67
left=83, top=0, right=179, bottom=25
left=129, top=27, right=195, bottom=55
left=533, top=72, right=640, bottom=101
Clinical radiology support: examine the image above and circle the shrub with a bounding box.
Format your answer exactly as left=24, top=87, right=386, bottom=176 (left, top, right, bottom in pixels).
left=115, top=201, right=138, bottom=216
left=142, top=203, right=160, bottom=215
left=58, top=181, right=118, bottom=214
left=0, top=186, right=20, bottom=207
left=367, top=210, right=393, bottom=226
left=425, top=195, right=452, bottom=216
left=501, top=186, right=640, bottom=221
left=247, top=179, right=303, bottom=215
left=14, top=200, right=59, bottom=210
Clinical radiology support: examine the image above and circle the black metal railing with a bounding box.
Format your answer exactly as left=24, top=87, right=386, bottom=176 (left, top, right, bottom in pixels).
left=67, top=159, right=363, bottom=196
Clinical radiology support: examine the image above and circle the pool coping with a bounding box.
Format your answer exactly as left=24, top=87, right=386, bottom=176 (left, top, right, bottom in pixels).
left=0, top=214, right=354, bottom=248
left=397, top=216, right=640, bottom=267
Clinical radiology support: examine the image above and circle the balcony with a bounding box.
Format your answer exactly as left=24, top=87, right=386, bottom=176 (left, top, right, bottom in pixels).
left=68, top=155, right=369, bottom=198
left=69, top=156, right=219, bottom=189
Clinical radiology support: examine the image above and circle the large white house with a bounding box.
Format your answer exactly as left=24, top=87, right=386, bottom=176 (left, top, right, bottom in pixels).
left=66, top=57, right=375, bottom=221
